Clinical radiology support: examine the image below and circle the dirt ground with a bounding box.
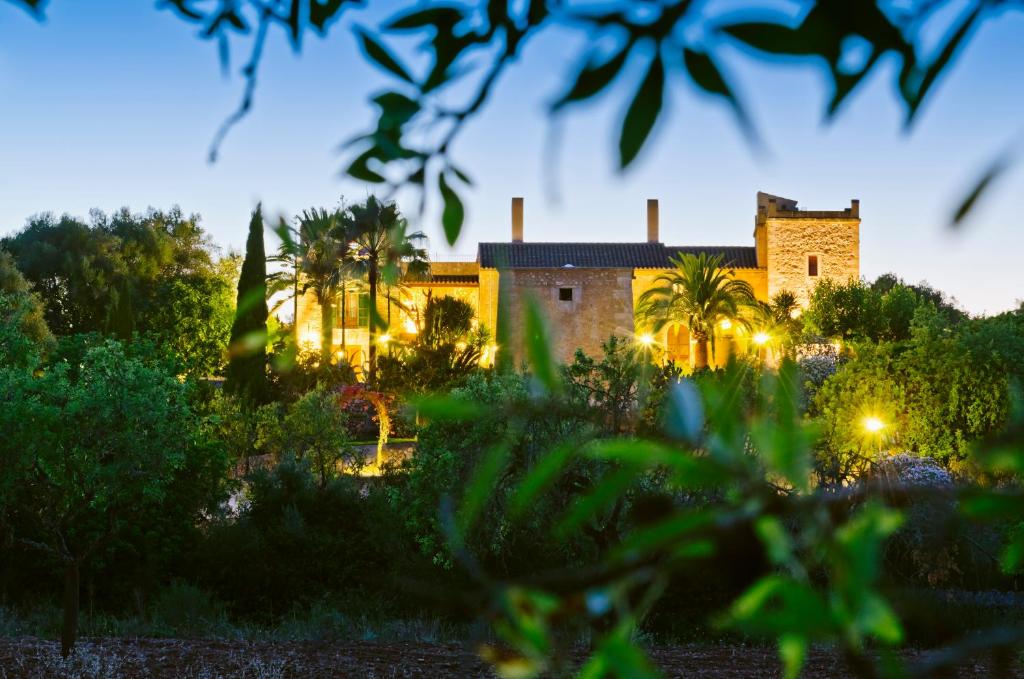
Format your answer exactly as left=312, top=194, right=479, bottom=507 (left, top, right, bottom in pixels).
left=0, top=637, right=1020, bottom=678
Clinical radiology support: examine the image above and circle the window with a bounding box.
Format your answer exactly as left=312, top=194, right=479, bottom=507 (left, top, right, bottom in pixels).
left=357, top=294, right=369, bottom=327
left=559, top=287, right=574, bottom=301
left=807, top=255, right=819, bottom=277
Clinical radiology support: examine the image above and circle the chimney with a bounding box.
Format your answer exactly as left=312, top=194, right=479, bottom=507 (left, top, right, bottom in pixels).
left=850, top=199, right=860, bottom=219
left=511, top=197, right=524, bottom=242
left=646, top=199, right=659, bottom=243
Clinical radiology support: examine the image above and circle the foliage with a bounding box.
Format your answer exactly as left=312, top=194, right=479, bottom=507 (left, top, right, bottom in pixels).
left=752, top=291, right=804, bottom=359
left=149, top=256, right=237, bottom=377
left=263, top=386, right=359, bottom=486
left=192, top=461, right=412, bottom=619
left=814, top=305, right=1023, bottom=472
left=637, top=252, right=756, bottom=369
left=803, top=276, right=952, bottom=343
left=0, top=339, right=228, bottom=655
left=397, top=372, right=592, bottom=573
left=269, top=343, right=357, bottom=403
left=376, top=296, right=487, bottom=395
left=293, top=206, right=351, bottom=364
left=2, top=208, right=235, bottom=374
left=0, top=250, right=54, bottom=370
left=335, top=0, right=1004, bottom=240
left=341, top=196, right=429, bottom=381
left=562, top=335, right=658, bottom=436
left=225, top=205, right=270, bottom=402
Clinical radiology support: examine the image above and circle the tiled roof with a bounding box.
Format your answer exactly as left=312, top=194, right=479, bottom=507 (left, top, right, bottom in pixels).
left=665, top=246, right=758, bottom=269
left=408, top=274, right=479, bottom=285
left=478, top=243, right=758, bottom=270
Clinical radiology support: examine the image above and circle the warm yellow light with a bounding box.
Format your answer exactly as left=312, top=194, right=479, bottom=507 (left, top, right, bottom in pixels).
left=752, top=332, right=770, bottom=346
left=404, top=318, right=418, bottom=334
left=378, top=333, right=391, bottom=345
left=299, top=331, right=320, bottom=348
left=790, top=308, right=802, bottom=319
left=637, top=333, right=655, bottom=347
left=455, top=341, right=467, bottom=351
left=720, top=319, right=732, bottom=330
left=864, top=416, right=884, bottom=433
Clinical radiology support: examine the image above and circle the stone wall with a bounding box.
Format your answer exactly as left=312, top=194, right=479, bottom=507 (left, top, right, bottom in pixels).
left=499, top=267, right=635, bottom=364
left=765, top=216, right=859, bottom=305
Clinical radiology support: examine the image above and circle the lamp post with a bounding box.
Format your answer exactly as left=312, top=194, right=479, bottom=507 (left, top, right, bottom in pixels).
left=863, top=416, right=885, bottom=456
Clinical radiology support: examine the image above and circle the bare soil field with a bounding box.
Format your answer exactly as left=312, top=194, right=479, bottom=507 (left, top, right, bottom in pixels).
left=0, top=637, right=1020, bottom=678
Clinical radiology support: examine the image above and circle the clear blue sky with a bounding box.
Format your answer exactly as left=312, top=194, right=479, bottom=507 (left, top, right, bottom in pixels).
left=1, top=2, right=1021, bottom=314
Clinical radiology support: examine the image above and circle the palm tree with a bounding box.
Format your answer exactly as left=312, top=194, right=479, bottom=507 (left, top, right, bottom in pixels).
left=267, top=218, right=301, bottom=330
left=295, top=207, right=348, bottom=364
left=637, top=252, right=756, bottom=370
left=751, top=290, right=803, bottom=360
left=341, top=197, right=429, bottom=382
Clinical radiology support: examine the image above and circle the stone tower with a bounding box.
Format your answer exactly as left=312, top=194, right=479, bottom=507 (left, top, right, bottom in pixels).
left=754, top=192, right=860, bottom=306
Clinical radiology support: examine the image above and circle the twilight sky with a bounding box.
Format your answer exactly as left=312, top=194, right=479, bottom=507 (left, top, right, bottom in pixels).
left=1, top=2, right=1021, bottom=315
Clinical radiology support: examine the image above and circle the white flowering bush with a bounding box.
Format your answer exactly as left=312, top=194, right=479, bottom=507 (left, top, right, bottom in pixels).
left=869, top=454, right=1000, bottom=588
left=797, top=350, right=840, bottom=407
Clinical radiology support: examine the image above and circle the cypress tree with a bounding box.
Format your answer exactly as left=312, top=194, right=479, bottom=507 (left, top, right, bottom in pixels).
left=224, top=205, right=270, bottom=402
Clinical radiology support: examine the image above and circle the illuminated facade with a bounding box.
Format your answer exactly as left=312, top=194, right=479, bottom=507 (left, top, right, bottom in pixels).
left=295, top=192, right=860, bottom=373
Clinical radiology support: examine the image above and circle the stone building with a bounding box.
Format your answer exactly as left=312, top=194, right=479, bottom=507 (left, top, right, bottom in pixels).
left=294, top=191, right=860, bottom=372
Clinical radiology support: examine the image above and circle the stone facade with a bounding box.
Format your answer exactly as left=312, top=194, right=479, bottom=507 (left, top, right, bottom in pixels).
left=498, top=267, right=635, bottom=364
left=756, top=192, right=860, bottom=305
left=293, top=192, right=860, bottom=374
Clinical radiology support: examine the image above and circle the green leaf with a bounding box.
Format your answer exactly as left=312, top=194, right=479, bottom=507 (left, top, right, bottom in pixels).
left=523, top=296, right=559, bottom=392
left=510, top=442, right=577, bottom=518
left=552, top=46, right=630, bottom=111
left=755, top=516, right=792, bottom=566
left=728, top=575, right=834, bottom=637
left=611, top=509, right=715, bottom=560
left=387, top=6, right=465, bottom=31
left=459, top=441, right=512, bottom=533
left=618, top=54, right=664, bottom=169
left=663, top=379, right=704, bottom=444
left=373, top=92, right=420, bottom=130
left=556, top=466, right=637, bottom=537
left=584, top=439, right=726, bottom=487
left=601, top=636, right=662, bottom=679
left=952, top=152, right=1012, bottom=228
left=346, top=149, right=386, bottom=183
left=858, top=593, right=903, bottom=644
left=683, top=48, right=730, bottom=98
left=409, top=395, right=485, bottom=421
left=778, top=634, right=807, bottom=679
left=438, top=172, right=465, bottom=246
left=356, top=28, right=414, bottom=83
left=719, top=22, right=816, bottom=56
left=961, top=489, right=1024, bottom=519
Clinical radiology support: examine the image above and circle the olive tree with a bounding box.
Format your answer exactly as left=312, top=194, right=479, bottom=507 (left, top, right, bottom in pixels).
left=0, top=340, right=215, bottom=657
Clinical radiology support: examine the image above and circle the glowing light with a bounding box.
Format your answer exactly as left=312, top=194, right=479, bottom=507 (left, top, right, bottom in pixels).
left=864, top=416, right=885, bottom=433
left=455, top=341, right=468, bottom=351
left=720, top=319, right=732, bottom=330
left=404, top=318, right=418, bottom=334
left=378, top=334, right=392, bottom=345
left=790, top=308, right=802, bottom=319
left=752, top=332, right=770, bottom=346
left=299, top=331, right=320, bottom=348
left=637, top=333, right=655, bottom=347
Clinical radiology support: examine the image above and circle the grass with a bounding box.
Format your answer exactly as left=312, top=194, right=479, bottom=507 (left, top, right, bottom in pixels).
left=0, top=598, right=486, bottom=645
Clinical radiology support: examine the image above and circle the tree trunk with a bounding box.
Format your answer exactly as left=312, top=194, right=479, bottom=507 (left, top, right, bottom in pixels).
left=341, top=284, right=347, bottom=355
left=693, top=332, right=709, bottom=370
left=292, top=259, right=299, bottom=341
left=320, top=294, right=334, bottom=365
left=61, top=560, right=80, bottom=658
left=367, top=262, right=379, bottom=383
